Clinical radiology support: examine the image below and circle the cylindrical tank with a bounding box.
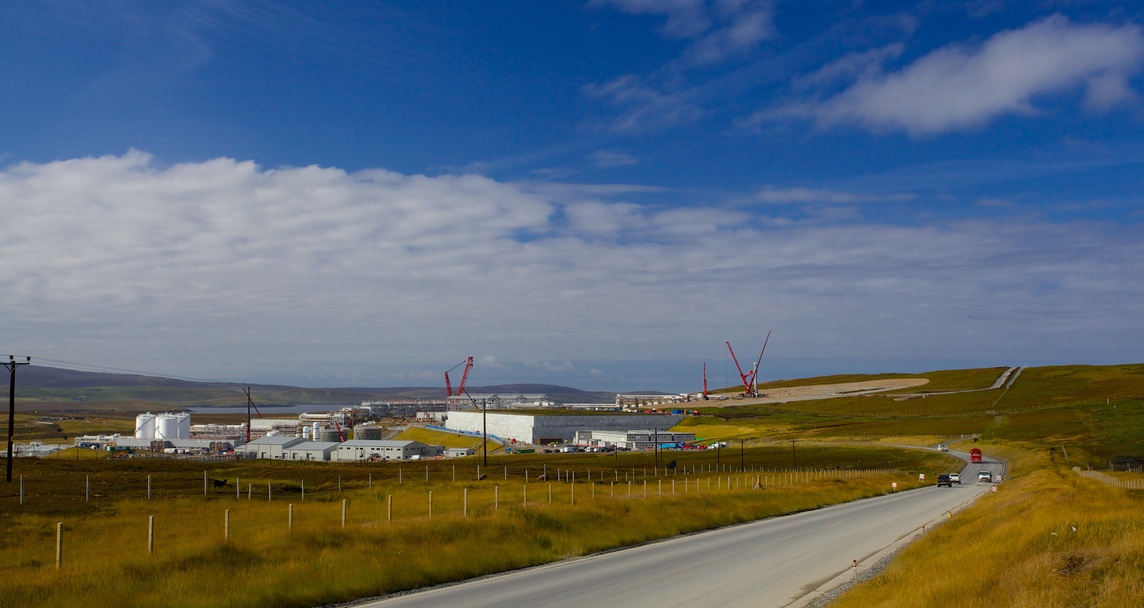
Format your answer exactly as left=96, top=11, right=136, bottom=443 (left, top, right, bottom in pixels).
left=176, top=414, right=191, bottom=439
left=135, top=414, right=156, bottom=439
left=312, top=422, right=320, bottom=439
left=155, top=414, right=178, bottom=440
left=355, top=425, right=383, bottom=440
left=319, top=428, right=342, bottom=442
left=301, top=425, right=311, bottom=439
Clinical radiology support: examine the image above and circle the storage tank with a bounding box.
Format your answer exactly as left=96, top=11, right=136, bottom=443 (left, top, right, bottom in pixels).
left=135, top=414, right=156, bottom=440
left=301, top=425, right=311, bottom=439
left=175, top=413, right=191, bottom=439
left=355, top=425, right=383, bottom=440
left=319, top=428, right=342, bottom=442
left=155, top=414, right=178, bottom=440
left=312, top=422, right=320, bottom=439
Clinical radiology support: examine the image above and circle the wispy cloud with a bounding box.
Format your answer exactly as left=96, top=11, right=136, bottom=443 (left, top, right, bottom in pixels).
left=756, top=186, right=916, bottom=204
left=589, top=0, right=773, bottom=64
left=584, top=1, right=775, bottom=131
left=589, top=150, right=639, bottom=168
left=755, top=16, right=1144, bottom=134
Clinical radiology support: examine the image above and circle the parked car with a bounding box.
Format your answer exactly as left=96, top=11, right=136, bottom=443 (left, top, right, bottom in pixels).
left=949, top=473, right=961, bottom=484
left=978, top=470, right=993, bottom=482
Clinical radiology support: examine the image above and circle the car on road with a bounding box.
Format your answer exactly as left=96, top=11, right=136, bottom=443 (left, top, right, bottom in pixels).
left=936, top=474, right=953, bottom=487
left=948, top=473, right=961, bottom=484
left=978, top=470, right=993, bottom=482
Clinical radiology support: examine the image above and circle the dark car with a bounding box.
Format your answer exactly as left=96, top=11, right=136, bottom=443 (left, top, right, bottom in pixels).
left=936, top=474, right=953, bottom=487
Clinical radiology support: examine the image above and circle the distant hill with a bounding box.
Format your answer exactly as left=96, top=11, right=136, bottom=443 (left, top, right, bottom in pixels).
left=5, top=366, right=617, bottom=411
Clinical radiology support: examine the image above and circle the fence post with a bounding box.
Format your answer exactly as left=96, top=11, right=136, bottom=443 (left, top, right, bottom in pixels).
left=268, top=482, right=272, bottom=501
left=289, top=504, right=294, bottom=531
left=387, top=494, right=392, bottom=523
left=225, top=509, right=230, bottom=541
left=86, top=475, right=90, bottom=503
left=428, top=491, right=433, bottom=519
left=302, top=480, right=305, bottom=501
left=56, top=522, right=63, bottom=569
left=495, top=486, right=499, bottom=510
left=342, top=499, right=347, bottom=528
left=236, top=477, right=240, bottom=500
left=464, top=488, right=468, bottom=517
left=147, top=475, right=151, bottom=500
left=148, top=515, right=154, bottom=555
left=204, top=471, right=208, bottom=495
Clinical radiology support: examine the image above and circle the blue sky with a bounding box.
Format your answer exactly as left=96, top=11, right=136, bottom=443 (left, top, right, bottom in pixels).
left=2, top=1, right=1143, bottom=393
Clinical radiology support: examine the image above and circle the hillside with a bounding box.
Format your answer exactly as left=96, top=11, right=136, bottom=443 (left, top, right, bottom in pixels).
left=2, top=366, right=616, bottom=411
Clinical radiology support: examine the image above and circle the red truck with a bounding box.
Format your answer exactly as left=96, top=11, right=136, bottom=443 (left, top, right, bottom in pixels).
left=971, top=448, right=982, bottom=463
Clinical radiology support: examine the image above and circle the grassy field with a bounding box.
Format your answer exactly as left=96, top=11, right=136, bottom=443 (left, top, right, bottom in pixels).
left=4, top=362, right=1144, bottom=606
left=0, top=446, right=949, bottom=608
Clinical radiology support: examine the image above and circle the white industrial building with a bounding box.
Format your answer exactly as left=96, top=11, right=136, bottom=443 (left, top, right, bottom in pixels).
left=573, top=430, right=697, bottom=450
left=444, top=412, right=684, bottom=445
left=446, top=393, right=556, bottom=410
left=331, top=440, right=442, bottom=462
left=282, top=441, right=339, bottom=461
left=239, top=436, right=305, bottom=459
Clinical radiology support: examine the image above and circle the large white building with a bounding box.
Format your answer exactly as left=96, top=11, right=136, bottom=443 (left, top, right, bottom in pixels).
left=573, top=430, right=697, bottom=450
left=444, top=411, right=684, bottom=445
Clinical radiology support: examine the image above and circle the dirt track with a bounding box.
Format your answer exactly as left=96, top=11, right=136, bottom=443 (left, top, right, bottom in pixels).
left=707, top=378, right=930, bottom=407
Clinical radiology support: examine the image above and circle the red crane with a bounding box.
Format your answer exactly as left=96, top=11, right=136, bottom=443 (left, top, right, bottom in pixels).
left=702, top=362, right=709, bottom=400
left=445, top=357, right=474, bottom=397
left=726, top=331, right=771, bottom=396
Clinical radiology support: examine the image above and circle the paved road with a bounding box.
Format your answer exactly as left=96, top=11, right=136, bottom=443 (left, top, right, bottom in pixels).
left=354, top=452, right=1004, bottom=608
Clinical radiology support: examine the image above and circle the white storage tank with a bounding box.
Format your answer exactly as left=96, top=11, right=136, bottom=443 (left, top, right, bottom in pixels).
left=176, top=413, right=191, bottom=439
left=155, top=414, right=178, bottom=441
left=135, top=414, right=156, bottom=440
left=302, top=425, right=311, bottom=439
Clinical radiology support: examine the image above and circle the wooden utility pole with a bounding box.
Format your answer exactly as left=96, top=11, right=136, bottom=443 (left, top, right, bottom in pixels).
left=4, top=356, right=31, bottom=483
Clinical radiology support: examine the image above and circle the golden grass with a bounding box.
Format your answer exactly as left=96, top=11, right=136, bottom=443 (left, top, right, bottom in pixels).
left=833, top=462, right=1144, bottom=607
left=0, top=467, right=921, bottom=608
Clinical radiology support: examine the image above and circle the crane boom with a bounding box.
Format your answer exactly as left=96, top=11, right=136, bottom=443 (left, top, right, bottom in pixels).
left=751, top=331, right=772, bottom=393
left=445, top=357, right=475, bottom=397
left=726, top=341, right=755, bottom=394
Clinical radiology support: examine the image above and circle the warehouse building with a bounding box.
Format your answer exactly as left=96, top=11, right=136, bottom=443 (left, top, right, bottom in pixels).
left=239, top=436, right=305, bottom=459
left=444, top=412, right=683, bottom=444
left=573, top=430, right=697, bottom=450
left=282, top=441, right=339, bottom=461
left=331, top=440, right=443, bottom=462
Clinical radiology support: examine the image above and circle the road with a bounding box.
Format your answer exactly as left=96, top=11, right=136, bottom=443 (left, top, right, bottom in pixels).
left=352, top=452, right=1005, bottom=608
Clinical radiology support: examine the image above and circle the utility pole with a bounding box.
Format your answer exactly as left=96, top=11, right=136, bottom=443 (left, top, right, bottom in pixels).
left=654, top=429, right=659, bottom=468
left=5, top=356, right=31, bottom=483
left=482, top=398, right=488, bottom=468
left=244, top=387, right=252, bottom=443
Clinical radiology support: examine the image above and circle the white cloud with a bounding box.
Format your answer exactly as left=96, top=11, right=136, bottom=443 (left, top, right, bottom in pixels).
left=2, top=152, right=1142, bottom=389
left=589, top=0, right=710, bottom=38
left=756, top=186, right=915, bottom=204
left=589, top=150, right=639, bottom=168
left=761, top=16, right=1144, bottom=134
left=582, top=75, right=704, bottom=132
